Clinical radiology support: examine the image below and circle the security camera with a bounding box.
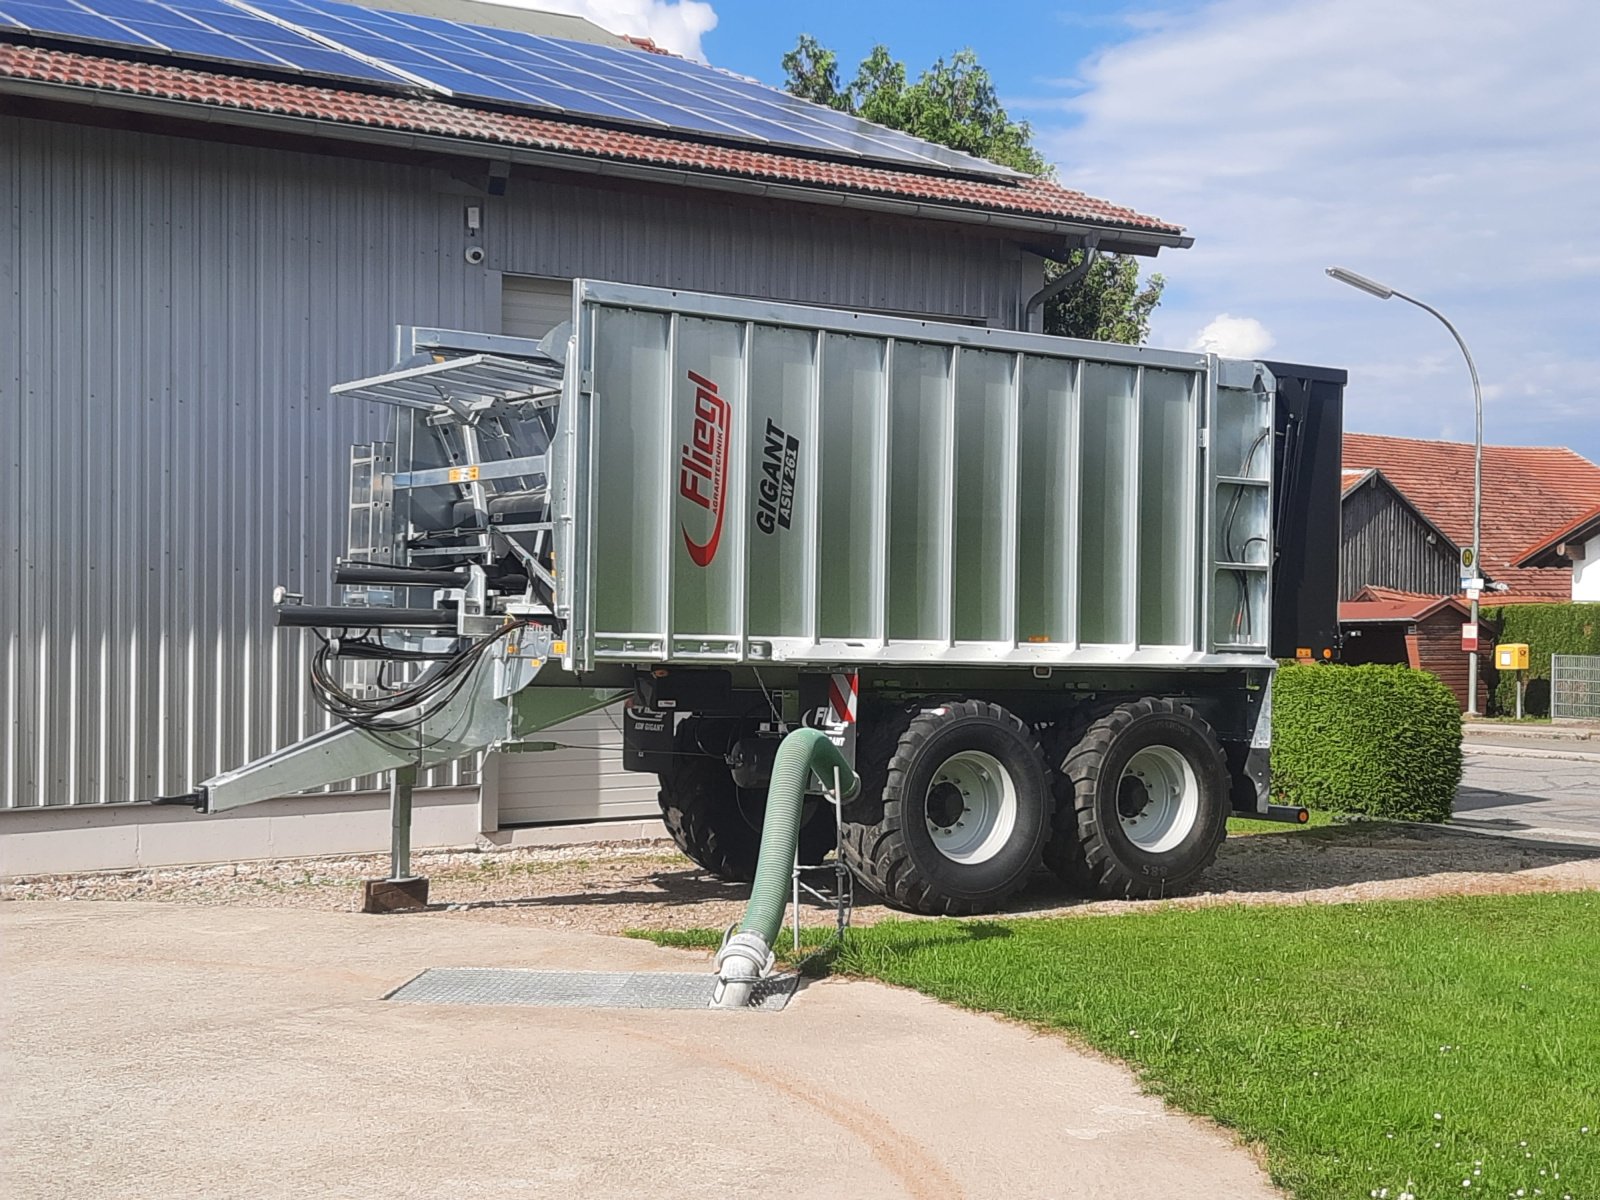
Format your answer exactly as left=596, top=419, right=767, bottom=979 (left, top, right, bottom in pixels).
left=464, top=246, right=486, bottom=265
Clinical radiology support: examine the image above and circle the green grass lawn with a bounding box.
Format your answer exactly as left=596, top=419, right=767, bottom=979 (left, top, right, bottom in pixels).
left=636, top=892, right=1600, bottom=1200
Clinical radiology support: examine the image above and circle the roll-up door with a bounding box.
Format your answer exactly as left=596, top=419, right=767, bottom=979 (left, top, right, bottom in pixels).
left=493, top=274, right=660, bottom=826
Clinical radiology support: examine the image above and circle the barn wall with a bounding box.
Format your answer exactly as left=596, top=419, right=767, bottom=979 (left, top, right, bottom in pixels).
left=2, top=112, right=1038, bottom=809
left=1339, top=477, right=1459, bottom=600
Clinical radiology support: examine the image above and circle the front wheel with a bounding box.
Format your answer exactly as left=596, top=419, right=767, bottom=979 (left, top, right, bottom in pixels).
left=657, top=719, right=836, bottom=883
left=842, top=700, right=1049, bottom=916
left=1045, top=698, right=1229, bottom=899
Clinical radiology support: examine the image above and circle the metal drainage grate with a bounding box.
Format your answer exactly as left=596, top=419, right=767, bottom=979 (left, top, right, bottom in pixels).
left=385, top=968, right=798, bottom=1012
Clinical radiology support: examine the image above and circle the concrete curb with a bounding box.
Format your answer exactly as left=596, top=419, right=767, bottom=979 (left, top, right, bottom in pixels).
left=1462, top=742, right=1600, bottom=763
left=1461, top=722, right=1592, bottom=742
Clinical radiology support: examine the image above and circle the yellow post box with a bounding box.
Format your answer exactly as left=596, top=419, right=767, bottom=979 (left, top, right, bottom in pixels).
left=1495, top=643, right=1530, bottom=671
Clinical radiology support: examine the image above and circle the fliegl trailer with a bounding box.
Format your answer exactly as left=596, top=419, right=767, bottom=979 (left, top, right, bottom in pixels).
left=160, top=280, right=1344, bottom=918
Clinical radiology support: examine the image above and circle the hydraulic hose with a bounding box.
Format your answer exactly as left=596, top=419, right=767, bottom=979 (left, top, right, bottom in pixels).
left=713, top=727, right=859, bottom=1008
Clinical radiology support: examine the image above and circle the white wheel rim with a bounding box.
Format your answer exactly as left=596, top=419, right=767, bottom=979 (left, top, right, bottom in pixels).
left=1117, top=745, right=1200, bottom=853
left=924, top=749, right=1018, bottom=864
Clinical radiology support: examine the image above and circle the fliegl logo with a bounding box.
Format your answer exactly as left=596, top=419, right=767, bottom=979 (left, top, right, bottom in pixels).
left=678, top=369, right=730, bottom=567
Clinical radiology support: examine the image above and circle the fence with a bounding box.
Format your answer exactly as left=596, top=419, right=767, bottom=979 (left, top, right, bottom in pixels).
left=1550, top=655, right=1600, bottom=721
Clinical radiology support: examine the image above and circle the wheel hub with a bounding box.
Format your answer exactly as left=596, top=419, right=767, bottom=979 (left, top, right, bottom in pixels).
left=924, top=749, right=1020, bottom=865
left=926, top=781, right=966, bottom=829
left=1116, top=745, right=1200, bottom=854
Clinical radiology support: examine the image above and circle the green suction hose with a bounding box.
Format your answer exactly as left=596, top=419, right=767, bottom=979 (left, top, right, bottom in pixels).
left=713, top=727, right=858, bottom=1007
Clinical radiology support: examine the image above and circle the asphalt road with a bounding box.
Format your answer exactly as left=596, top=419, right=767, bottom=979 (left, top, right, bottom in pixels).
left=1455, top=745, right=1600, bottom=844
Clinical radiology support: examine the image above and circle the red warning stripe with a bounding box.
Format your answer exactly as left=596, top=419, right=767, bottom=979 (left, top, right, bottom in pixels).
left=827, top=672, right=858, bottom=725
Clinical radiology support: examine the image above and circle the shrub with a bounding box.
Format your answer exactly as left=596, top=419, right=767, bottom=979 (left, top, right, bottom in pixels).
left=1272, top=663, right=1461, bottom=822
left=1480, top=602, right=1600, bottom=716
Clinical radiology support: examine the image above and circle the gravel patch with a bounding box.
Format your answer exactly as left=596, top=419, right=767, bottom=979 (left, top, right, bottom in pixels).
left=5, top=822, right=1598, bottom=935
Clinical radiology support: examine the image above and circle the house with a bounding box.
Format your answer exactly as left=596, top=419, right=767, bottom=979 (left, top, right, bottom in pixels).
left=1513, top=504, right=1600, bottom=601
left=1339, top=586, right=1493, bottom=712
left=0, top=1, right=1188, bottom=874
left=1343, top=433, right=1600, bottom=602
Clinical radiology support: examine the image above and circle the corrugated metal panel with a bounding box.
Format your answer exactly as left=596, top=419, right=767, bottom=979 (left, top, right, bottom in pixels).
left=489, top=176, right=1036, bottom=329
left=3, top=114, right=1040, bottom=810
left=2, top=117, right=487, bottom=807
left=1340, top=476, right=1459, bottom=600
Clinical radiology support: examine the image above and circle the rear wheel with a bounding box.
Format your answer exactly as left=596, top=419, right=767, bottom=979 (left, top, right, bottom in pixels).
left=657, top=719, right=835, bottom=883
left=1044, top=698, right=1229, bottom=899
left=842, top=700, right=1049, bottom=915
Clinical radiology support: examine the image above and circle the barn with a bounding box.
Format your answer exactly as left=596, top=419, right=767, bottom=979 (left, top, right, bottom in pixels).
left=0, top=0, right=1188, bottom=874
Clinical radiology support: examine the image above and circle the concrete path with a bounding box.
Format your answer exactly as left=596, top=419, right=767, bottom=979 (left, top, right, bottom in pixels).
left=1, top=902, right=1277, bottom=1200
left=1455, top=748, right=1600, bottom=845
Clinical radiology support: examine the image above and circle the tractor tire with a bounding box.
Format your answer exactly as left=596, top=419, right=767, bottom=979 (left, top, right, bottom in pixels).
left=657, top=720, right=835, bottom=883
left=841, top=700, right=1050, bottom=916
left=1044, top=698, right=1229, bottom=900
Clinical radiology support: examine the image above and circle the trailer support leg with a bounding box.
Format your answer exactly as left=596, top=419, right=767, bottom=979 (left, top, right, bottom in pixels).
left=363, top=763, right=428, bottom=913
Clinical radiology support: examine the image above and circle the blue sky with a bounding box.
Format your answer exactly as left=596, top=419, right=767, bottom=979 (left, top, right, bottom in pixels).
left=543, top=1, right=1600, bottom=463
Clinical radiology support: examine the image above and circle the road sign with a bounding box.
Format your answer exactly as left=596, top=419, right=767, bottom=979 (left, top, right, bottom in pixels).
left=1462, top=623, right=1479, bottom=652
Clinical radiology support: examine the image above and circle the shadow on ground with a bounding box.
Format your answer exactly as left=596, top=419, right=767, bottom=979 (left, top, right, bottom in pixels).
left=431, top=822, right=1600, bottom=928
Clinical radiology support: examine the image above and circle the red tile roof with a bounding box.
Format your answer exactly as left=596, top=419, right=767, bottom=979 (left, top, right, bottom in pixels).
left=1340, top=467, right=1373, bottom=495
left=1339, top=585, right=1469, bottom=624
left=1515, top=501, right=1600, bottom=567
left=1343, top=433, right=1600, bottom=600
left=0, top=42, right=1185, bottom=239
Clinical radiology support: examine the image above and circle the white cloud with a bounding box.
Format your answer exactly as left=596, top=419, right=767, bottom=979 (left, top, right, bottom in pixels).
left=478, top=0, right=717, bottom=59
left=1189, top=313, right=1274, bottom=358
left=1021, top=0, right=1600, bottom=457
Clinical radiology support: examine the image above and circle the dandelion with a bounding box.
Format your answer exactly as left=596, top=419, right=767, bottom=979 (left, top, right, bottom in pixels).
left=1436, top=1142, right=1444, bottom=1149
left=1387, top=1133, right=1396, bottom=1139
left=1582, top=1127, right=1591, bottom=1134
left=1474, top=1168, right=1481, bottom=1176
left=1463, top=1179, right=1472, bottom=1188
left=1517, top=1191, right=1525, bottom=1197
left=1399, top=1193, right=1415, bottom=1200
left=1436, top=1113, right=1445, bottom=1120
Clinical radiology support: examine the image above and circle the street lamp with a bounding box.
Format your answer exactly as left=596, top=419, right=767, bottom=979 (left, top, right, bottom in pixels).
left=1325, top=266, right=1485, bottom=715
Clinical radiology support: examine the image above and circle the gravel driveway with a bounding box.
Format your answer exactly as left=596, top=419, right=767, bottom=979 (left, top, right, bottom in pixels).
left=6, top=820, right=1597, bottom=935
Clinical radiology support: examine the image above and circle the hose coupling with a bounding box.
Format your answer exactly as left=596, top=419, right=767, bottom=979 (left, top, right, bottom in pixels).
left=711, top=928, right=773, bottom=1009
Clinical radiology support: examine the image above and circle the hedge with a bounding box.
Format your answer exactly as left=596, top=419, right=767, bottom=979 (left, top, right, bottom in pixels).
left=1272, top=663, right=1462, bottom=822
left=1480, top=602, right=1600, bottom=716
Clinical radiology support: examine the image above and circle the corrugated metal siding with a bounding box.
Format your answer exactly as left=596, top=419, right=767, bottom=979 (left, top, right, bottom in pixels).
left=3, top=117, right=490, bottom=807
left=1340, top=477, right=1459, bottom=600
left=4, top=114, right=1039, bottom=809
left=489, top=175, right=1036, bottom=329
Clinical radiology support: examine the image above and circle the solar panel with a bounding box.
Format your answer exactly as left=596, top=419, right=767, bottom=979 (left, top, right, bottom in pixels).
left=236, top=0, right=1022, bottom=177
left=0, top=0, right=415, bottom=85
left=0, top=0, right=1022, bottom=179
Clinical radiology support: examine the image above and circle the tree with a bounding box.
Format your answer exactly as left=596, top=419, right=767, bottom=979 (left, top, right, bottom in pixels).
left=781, top=36, right=1164, bottom=344
left=1044, top=250, right=1165, bottom=344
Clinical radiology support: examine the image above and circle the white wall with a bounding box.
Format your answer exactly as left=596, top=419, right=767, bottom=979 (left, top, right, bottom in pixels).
left=1573, top=535, right=1600, bottom=601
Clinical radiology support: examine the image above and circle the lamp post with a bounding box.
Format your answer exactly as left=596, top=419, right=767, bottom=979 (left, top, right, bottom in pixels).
left=1325, top=266, right=1485, bottom=715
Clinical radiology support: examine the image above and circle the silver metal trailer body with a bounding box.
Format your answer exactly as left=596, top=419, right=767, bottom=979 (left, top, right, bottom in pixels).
left=556, top=281, right=1277, bottom=673
left=169, top=279, right=1312, bottom=916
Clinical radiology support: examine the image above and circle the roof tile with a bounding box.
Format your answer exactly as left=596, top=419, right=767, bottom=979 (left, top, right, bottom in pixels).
left=1343, top=432, right=1600, bottom=600
left=0, top=42, right=1184, bottom=237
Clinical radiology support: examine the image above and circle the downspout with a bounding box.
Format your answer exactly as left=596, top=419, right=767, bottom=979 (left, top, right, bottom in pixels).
left=1023, top=236, right=1101, bottom=332
left=713, top=728, right=859, bottom=1008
